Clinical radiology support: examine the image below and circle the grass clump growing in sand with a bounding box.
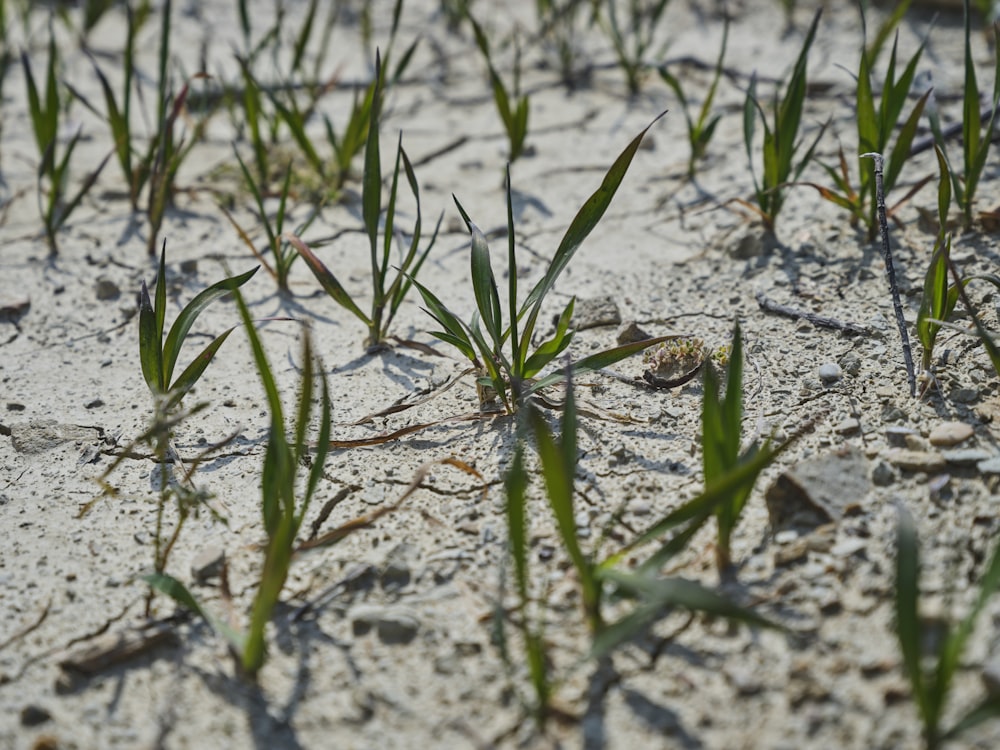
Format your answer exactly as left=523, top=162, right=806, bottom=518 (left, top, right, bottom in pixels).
left=500, top=370, right=780, bottom=728
left=895, top=507, right=1000, bottom=748
left=22, top=26, right=111, bottom=252
left=928, top=0, right=1000, bottom=228
left=742, top=8, right=825, bottom=233
left=412, top=115, right=673, bottom=414
left=288, top=52, right=442, bottom=348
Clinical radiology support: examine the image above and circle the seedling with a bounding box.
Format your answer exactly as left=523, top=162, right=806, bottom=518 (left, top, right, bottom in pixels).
left=222, top=151, right=318, bottom=294
left=895, top=507, right=1000, bottom=748
left=534, top=0, right=595, bottom=88
left=701, top=324, right=766, bottom=575
left=811, top=8, right=930, bottom=238
left=470, top=15, right=530, bottom=163
left=917, top=146, right=964, bottom=379
left=289, top=53, right=442, bottom=348
left=500, top=372, right=779, bottom=724
left=70, top=0, right=207, bottom=252
left=139, top=242, right=258, bottom=411
left=742, top=9, right=826, bottom=232
left=598, top=0, right=672, bottom=96
left=658, top=15, right=727, bottom=178
left=267, top=0, right=418, bottom=193
left=928, top=0, right=1000, bottom=228
left=412, top=115, right=671, bottom=414
left=22, top=30, right=111, bottom=252
left=144, top=320, right=332, bottom=679
left=231, top=304, right=331, bottom=678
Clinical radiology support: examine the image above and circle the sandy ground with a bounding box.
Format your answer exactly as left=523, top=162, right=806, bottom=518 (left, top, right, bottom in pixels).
left=3, top=0, right=1000, bottom=748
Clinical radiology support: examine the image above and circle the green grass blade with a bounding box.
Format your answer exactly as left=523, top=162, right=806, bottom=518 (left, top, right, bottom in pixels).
left=291, top=0, right=318, bottom=74
left=164, top=327, right=237, bottom=410
left=520, top=112, right=665, bottom=315
left=600, top=568, right=779, bottom=630
left=895, top=507, right=933, bottom=730
left=528, top=402, right=599, bottom=628
left=304, top=368, right=331, bottom=515
left=285, top=234, right=372, bottom=325
left=154, top=243, right=168, bottom=377
left=522, top=299, right=574, bottom=378
left=409, top=276, right=478, bottom=363
left=469, top=222, right=504, bottom=350
left=505, top=440, right=530, bottom=607
left=269, top=93, right=324, bottom=175
left=942, top=697, right=1000, bottom=742
left=138, top=281, right=163, bottom=393
left=143, top=572, right=245, bottom=652
left=884, top=90, right=930, bottom=193
left=161, top=266, right=259, bottom=387
left=962, top=0, right=981, bottom=183
left=505, top=166, right=520, bottom=369
left=363, top=51, right=384, bottom=285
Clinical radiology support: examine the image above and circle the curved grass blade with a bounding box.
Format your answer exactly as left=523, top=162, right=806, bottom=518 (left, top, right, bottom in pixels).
left=161, top=265, right=259, bottom=387
left=285, top=233, right=372, bottom=325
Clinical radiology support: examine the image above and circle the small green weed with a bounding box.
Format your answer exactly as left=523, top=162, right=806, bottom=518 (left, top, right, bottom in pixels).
left=597, top=0, right=672, bottom=96
left=139, top=242, right=258, bottom=411
left=742, top=8, right=825, bottom=232
left=222, top=152, right=319, bottom=294
left=811, top=7, right=929, bottom=238
left=895, top=507, right=1000, bottom=748
left=500, top=372, right=780, bottom=726
left=471, top=15, right=530, bottom=163
left=658, top=15, right=728, bottom=178
left=232, top=308, right=331, bottom=679
left=928, top=0, right=1000, bottom=228
left=22, top=27, right=111, bottom=252
left=289, top=52, right=442, bottom=348
left=412, top=115, right=670, bottom=413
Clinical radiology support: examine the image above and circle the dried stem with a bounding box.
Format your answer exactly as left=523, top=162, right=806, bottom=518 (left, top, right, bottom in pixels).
left=862, top=152, right=916, bottom=397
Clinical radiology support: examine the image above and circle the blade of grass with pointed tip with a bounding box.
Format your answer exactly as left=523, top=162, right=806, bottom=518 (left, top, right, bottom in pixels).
left=522, top=299, right=574, bottom=378
left=528, top=401, right=600, bottom=629
left=520, top=112, right=665, bottom=320
left=161, top=265, right=259, bottom=387
left=285, top=234, right=372, bottom=325
left=469, top=222, right=504, bottom=351
left=138, top=281, right=163, bottom=393
left=896, top=507, right=933, bottom=729
left=164, top=327, right=238, bottom=410
left=526, top=334, right=678, bottom=394
left=143, top=572, right=245, bottom=652
left=363, top=51, right=384, bottom=302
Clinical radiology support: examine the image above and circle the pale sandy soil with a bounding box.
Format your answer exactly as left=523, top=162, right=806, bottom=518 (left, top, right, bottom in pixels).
left=3, top=1, right=1000, bottom=748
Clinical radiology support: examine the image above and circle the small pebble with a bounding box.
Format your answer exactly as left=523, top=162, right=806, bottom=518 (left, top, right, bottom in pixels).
left=872, top=460, right=896, bottom=486
left=941, top=449, right=993, bottom=467
left=904, top=434, right=930, bottom=452
left=929, top=421, right=974, bottom=447
left=885, top=426, right=918, bottom=447
left=191, top=546, right=225, bottom=584
left=834, top=418, right=860, bottom=435
left=839, top=351, right=862, bottom=376
left=951, top=387, right=979, bottom=404
left=20, top=704, right=51, bottom=726
left=886, top=449, right=947, bottom=473
left=616, top=320, right=652, bottom=344
left=831, top=538, right=867, bottom=558
left=818, top=363, right=842, bottom=384
left=94, top=277, right=121, bottom=301
left=977, top=457, right=1000, bottom=475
